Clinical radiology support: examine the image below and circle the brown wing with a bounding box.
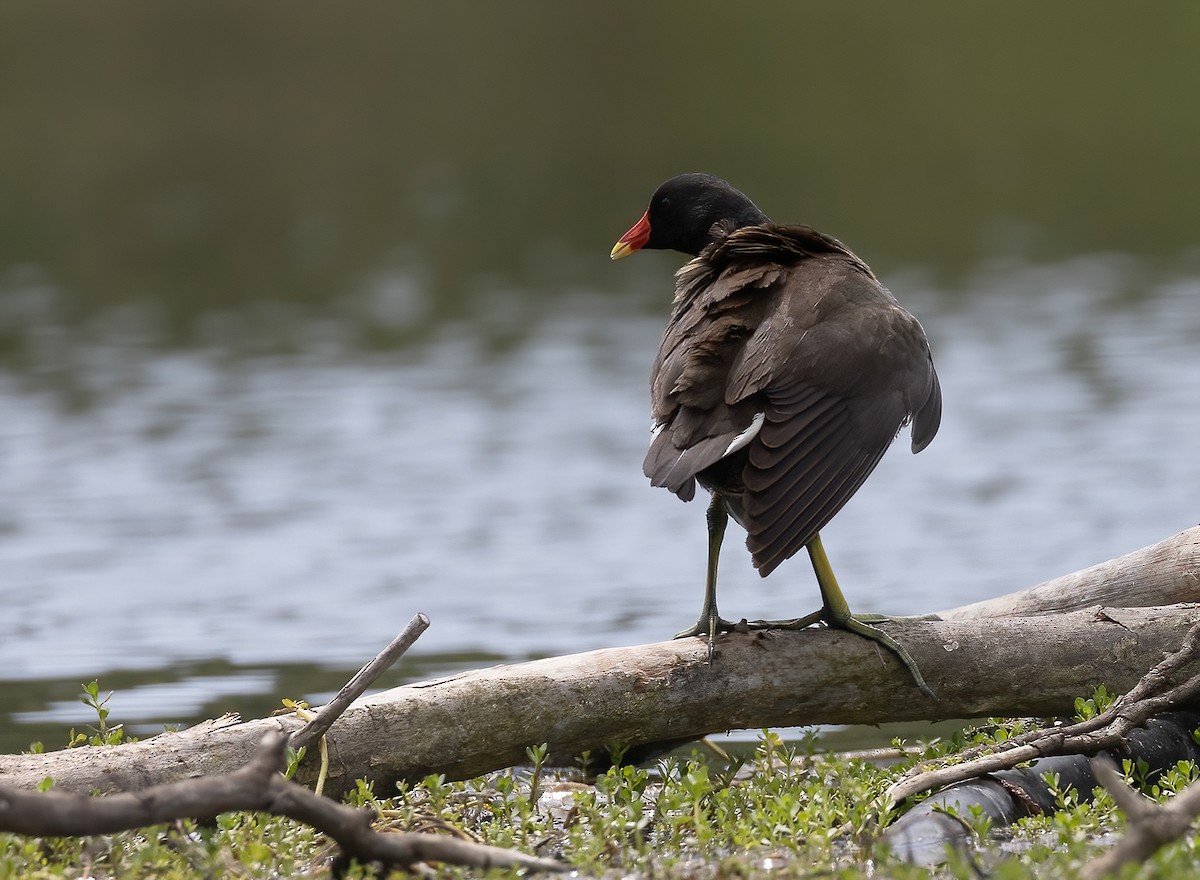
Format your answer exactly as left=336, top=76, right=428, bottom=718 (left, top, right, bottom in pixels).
left=645, top=224, right=942, bottom=576
left=736, top=257, right=941, bottom=575
left=643, top=260, right=775, bottom=501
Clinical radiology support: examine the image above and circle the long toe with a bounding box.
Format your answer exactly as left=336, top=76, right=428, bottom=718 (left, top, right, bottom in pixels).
left=837, top=615, right=937, bottom=701
left=745, top=610, right=825, bottom=631
left=851, top=612, right=942, bottom=624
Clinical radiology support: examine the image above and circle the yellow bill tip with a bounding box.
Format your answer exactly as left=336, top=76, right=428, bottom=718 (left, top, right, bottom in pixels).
left=610, top=210, right=651, bottom=261
left=610, top=241, right=636, bottom=260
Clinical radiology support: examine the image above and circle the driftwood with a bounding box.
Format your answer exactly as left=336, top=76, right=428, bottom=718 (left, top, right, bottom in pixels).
left=0, top=612, right=1196, bottom=798
left=1, top=528, right=1198, bottom=800
left=0, top=731, right=565, bottom=874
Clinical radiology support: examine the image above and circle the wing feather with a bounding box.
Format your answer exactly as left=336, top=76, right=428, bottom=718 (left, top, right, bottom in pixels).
left=644, top=223, right=942, bottom=580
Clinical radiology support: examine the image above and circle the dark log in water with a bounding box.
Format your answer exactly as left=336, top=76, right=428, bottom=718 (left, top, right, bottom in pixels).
left=882, top=712, right=1200, bottom=865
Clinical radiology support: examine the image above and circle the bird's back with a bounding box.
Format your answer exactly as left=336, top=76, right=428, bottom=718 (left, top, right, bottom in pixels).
left=645, top=224, right=941, bottom=575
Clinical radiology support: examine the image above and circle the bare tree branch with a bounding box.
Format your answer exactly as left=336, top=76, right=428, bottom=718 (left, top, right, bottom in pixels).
left=291, top=613, right=430, bottom=753
left=1080, top=756, right=1200, bottom=880
left=0, top=732, right=564, bottom=874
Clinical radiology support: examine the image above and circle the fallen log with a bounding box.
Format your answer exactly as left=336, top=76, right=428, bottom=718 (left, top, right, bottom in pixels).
left=2, top=601, right=1199, bottom=798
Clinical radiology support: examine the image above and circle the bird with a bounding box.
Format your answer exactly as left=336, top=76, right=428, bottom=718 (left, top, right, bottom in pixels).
left=610, top=172, right=941, bottom=698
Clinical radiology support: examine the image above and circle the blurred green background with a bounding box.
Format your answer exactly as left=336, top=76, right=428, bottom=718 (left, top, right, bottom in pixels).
left=4, top=2, right=1198, bottom=352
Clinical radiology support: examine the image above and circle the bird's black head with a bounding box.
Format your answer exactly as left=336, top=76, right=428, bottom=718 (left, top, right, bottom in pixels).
left=611, top=173, right=770, bottom=260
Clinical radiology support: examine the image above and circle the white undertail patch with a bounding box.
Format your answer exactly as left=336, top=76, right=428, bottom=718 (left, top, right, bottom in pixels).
left=722, top=412, right=765, bottom=457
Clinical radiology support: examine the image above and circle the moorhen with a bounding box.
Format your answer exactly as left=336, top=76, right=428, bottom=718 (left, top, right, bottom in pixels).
left=611, top=173, right=941, bottom=698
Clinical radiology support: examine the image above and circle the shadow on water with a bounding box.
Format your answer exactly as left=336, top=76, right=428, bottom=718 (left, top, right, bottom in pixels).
left=3, top=4, right=1200, bottom=753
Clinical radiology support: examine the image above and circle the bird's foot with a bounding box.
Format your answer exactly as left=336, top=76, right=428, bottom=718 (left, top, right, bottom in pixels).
left=744, top=609, right=825, bottom=631
left=674, top=612, right=741, bottom=662
left=835, top=614, right=937, bottom=701
left=748, top=608, right=937, bottom=701
left=851, top=612, right=943, bottom=624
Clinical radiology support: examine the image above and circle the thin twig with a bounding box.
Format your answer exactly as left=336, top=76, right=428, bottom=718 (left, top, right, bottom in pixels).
left=291, top=613, right=430, bottom=752
left=1080, top=756, right=1200, bottom=880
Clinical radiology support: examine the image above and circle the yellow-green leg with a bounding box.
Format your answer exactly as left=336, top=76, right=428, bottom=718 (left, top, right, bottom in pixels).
left=674, top=493, right=739, bottom=661
left=751, top=533, right=937, bottom=700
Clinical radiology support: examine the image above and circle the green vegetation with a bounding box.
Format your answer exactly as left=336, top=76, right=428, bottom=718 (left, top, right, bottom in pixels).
left=3, top=684, right=1200, bottom=878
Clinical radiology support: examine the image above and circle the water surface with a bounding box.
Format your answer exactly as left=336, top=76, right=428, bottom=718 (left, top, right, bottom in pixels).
left=4, top=260, right=1198, bottom=751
